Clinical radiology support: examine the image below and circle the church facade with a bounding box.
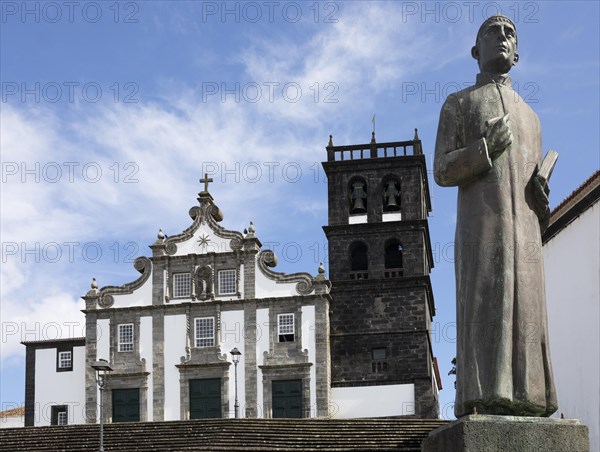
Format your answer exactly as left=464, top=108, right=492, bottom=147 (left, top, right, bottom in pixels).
left=22, top=133, right=441, bottom=426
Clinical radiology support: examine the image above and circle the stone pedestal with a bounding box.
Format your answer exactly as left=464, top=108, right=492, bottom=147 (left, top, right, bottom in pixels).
left=421, top=414, right=589, bottom=452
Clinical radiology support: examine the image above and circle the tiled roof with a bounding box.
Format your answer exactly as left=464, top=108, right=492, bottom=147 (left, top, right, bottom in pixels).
left=0, top=406, right=24, bottom=419
left=550, top=170, right=600, bottom=221
left=543, top=170, right=600, bottom=244
left=0, top=418, right=448, bottom=451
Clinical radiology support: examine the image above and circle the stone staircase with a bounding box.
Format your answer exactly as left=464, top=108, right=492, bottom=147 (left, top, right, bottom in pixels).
left=0, top=418, right=447, bottom=451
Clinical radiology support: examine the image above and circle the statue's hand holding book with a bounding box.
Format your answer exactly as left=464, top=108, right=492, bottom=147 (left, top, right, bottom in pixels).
left=532, top=150, right=558, bottom=232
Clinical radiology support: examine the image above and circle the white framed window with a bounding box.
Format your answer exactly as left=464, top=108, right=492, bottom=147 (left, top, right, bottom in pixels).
left=118, top=323, right=134, bottom=352
left=173, top=273, right=191, bottom=298
left=58, top=351, right=72, bottom=369
left=195, top=317, right=215, bottom=348
left=218, top=269, right=236, bottom=295
left=278, top=313, right=295, bottom=342
left=51, top=405, right=68, bottom=425
left=57, top=411, right=68, bottom=425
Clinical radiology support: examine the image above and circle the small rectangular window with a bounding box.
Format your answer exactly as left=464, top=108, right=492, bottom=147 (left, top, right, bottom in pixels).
left=57, top=411, right=68, bottom=425
left=218, top=269, right=236, bottom=295
left=195, top=317, right=215, bottom=348
left=372, top=348, right=388, bottom=373
left=51, top=405, right=68, bottom=425
left=278, top=313, right=295, bottom=342
left=173, top=273, right=191, bottom=298
left=58, top=351, right=72, bottom=369
left=372, top=348, right=387, bottom=361
left=118, top=324, right=134, bottom=352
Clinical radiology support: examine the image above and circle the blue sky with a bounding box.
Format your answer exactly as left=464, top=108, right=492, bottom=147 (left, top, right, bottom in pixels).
left=1, top=1, right=598, bottom=419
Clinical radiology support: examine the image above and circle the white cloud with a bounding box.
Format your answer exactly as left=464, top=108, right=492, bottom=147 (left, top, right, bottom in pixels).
left=0, top=2, right=460, bottom=368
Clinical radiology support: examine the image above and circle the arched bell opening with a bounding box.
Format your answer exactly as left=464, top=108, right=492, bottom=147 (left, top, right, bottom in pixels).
left=349, top=241, right=368, bottom=280
left=382, top=178, right=401, bottom=212
left=384, top=239, right=403, bottom=278
left=348, top=177, right=368, bottom=215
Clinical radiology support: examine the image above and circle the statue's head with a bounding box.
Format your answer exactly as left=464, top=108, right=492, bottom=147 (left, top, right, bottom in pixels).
left=472, top=15, right=518, bottom=74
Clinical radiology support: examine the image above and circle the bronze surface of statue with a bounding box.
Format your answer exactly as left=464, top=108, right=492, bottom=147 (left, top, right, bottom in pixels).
left=434, top=15, right=558, bottom=418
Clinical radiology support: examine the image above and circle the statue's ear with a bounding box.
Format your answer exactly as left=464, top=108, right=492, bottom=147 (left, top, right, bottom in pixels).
left=471, top=45, right=479, bottom=60
left=513, top=52, right=519, bottom=66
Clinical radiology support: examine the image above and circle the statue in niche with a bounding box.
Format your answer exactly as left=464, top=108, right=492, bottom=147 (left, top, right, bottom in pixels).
left=350, top=181, right=367, bottom=213
left=434, top=15, right=557, bottom=417
left=195, top=266, right=213, bottom=301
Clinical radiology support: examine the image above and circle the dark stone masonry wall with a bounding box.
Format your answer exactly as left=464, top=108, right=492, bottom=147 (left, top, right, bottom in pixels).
left=323, top=145, right=439, bottom=419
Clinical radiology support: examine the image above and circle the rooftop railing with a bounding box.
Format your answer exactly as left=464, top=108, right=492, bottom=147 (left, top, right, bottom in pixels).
left=326, top=130, right=422, bottom=162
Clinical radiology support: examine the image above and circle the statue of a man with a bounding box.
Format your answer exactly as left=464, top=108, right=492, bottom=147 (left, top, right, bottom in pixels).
left=434, top=15, right=558, bottom=417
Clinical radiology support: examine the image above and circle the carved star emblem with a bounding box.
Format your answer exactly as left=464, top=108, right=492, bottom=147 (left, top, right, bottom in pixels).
left=197, top=234, right=211, bottom=248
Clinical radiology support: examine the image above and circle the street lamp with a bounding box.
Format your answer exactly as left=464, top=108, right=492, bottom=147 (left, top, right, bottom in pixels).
left=92, top=359, right=113, bottom=452
left=230, top=348, right=242, bottom=418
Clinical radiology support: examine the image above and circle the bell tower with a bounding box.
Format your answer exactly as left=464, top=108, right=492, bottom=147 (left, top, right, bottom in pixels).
left=322, top=130, right=440, bottom=418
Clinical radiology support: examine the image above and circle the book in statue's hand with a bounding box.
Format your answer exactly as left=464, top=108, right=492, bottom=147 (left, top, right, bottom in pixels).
left=537, top=149, right=559, bottom=183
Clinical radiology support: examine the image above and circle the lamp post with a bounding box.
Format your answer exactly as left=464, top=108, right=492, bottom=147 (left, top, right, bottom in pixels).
left=92, top=359, right=113, bottom=452
left=230, top=348, right=242, bottom=418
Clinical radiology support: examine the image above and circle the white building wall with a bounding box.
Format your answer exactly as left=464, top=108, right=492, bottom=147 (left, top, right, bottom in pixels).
left=301, top=305, right=317, bottom=415
left=139, top=316, right=153, bottom=421
left=0, top=415, right=24, bottom=428
left=34, top=346, right=86, bottom=426
left=163, top=314, right=187, bottom=420
left=254, top=270, right=302, bottom=298
left=96, top=319, right=110, bottom=361
left=110, top=271, right=153, bottom=308
left=544, top=202, right=599, bottom=452
left=256, top=308, right=269, bottom=417
left=170, top=224, right=232, bottom=257
left=331, top=384, right=415, bottom=418
left=221, top=310, right=245, bottom=418
left=95, top=318, right=111, bottom=423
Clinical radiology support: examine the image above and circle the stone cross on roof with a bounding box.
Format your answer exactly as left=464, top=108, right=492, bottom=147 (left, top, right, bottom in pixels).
left=199, top=173, right=213, bottom=193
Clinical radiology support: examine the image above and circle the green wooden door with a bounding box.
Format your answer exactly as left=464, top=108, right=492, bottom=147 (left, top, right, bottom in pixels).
left=272, top=380, right=303, bottom=418
left=112, top=388, right=140, bottom=423
left=190, top=378, right=222, bottom=419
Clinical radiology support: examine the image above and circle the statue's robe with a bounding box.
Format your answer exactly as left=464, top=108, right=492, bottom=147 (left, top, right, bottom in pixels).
left=434, top=73, right=558, bottom=417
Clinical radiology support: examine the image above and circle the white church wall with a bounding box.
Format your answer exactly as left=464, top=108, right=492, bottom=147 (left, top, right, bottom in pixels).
left=96, top=319, right=110, bottom=361
left=221, top=310, right=245, bottom=418
left=170, top=224, right=233, bottom=257
left=301, top=305, right=317, bottom=414
left=95, top=318, right=110, bottom=423
left=163, top=314, right=187, bottom=420
left=254, top=267, right=300, bottom=299
left=34, top=346, right=86, bottom=426
left=110, top=271, right=153, bottom=308
left=139, top=316, right=153, bottom=421
left=331, top=384, right=415, bottom=418
left=544, top=202, right=599, bottom=452
left=255, top=308, right=269, bottom=417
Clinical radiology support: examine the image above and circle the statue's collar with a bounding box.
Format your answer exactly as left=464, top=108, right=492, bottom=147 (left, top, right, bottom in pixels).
left=476, top=72, right=513, bottom=88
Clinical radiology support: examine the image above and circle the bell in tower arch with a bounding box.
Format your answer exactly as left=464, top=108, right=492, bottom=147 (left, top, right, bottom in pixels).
left=384, top=180, right=400, bottom=211
left=350, top=181, right=367, bottom=213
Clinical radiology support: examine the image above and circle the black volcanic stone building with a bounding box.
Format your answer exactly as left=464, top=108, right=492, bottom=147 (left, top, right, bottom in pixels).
left=323, top=131, right=440, bottom=418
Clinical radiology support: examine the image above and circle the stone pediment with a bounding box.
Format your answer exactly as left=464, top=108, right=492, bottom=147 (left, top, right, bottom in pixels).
left=82, top=256, right=152, bottom=309
left=255, top=250, right=331, bottom=297
left=151, top=193, right=244, bottom=258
